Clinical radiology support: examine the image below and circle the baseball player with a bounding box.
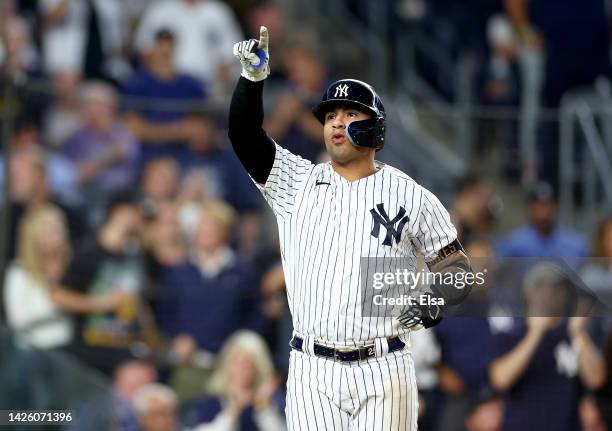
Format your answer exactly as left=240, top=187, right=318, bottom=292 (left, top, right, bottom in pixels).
left=228, top=26, right=472, bottom=430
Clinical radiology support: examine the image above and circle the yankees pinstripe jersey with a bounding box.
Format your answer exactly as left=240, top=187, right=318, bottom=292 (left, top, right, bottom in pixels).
left=256, top=143, right=457, bottom=346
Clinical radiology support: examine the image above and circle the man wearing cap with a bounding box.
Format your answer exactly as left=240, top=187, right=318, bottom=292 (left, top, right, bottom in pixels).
left=496, top=182, right=588, bottom=258
left=228, top=27, right=473, bottom=430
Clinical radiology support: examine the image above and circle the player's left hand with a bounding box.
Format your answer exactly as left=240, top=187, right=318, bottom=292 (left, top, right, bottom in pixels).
left=398, top=292, right=443, bottom=330
left=233, top=25, right=270, bottom=82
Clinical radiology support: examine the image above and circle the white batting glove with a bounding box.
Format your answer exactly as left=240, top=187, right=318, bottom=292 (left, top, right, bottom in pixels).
left=233, top=26, right=270, bottom=82
left=398, top=291, right=443, bottom=331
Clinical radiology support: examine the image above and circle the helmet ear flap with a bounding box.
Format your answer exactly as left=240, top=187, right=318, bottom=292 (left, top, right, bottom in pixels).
left=346, top=117, right=385, bottom=150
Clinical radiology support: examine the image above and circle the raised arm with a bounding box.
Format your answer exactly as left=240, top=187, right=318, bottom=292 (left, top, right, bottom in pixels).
left=489, top=317, right=552, bottom=392
left=569, top=317, right=606, bottom=390
left=228, top=26, right=276, bottom=184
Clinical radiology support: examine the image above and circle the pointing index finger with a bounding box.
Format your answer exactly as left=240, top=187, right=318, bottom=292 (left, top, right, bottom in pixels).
left=258, top=26, right=269, bottom=51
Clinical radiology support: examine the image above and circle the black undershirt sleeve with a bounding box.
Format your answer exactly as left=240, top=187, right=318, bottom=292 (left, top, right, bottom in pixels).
left=228, top=76, right=276, bottom=184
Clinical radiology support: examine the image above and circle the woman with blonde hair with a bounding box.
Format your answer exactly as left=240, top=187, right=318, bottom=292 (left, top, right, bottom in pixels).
left=4, top=204, right=74, bottom=348
left=187, top=330, right=286, bottom=431
left=4, top=204, right=127, bottom=349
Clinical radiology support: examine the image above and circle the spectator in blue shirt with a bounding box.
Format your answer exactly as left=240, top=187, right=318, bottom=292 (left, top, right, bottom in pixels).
left=155, top=201, right=265, bottom=355
left=123, top=28, right=206, bottom=167
left=179, top=112, right=263, bottom=255
left=63, top=81, right=140, bottom=196
left=488, top=263, right=606, bottom=431
left=113, top=360, right=158, bottom=431
left=181, top=112, right=262, bottom=215
left=496, top=182, right=588, bottom=258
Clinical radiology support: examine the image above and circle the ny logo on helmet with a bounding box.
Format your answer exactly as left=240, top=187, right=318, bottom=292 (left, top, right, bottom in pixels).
left=334, top=84, right=349, bottom=98
left=370, top=204, right=409, bottom=246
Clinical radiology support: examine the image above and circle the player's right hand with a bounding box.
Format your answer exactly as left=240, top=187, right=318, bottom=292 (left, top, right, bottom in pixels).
left=233, top=25, right=270, bottom=82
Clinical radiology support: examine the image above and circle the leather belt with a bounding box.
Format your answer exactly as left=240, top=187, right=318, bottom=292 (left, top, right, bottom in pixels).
left=289, top=336, right=405, bottom=362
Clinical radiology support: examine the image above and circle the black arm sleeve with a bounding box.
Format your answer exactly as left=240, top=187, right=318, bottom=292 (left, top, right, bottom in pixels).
left=228, top=76, right=276, bottom=184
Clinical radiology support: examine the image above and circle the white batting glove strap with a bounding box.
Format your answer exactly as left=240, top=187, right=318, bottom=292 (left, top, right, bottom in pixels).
left=398, top=297, right=441, bottom=331
left=398, top=307, right=424, bottom=330
left=233, top=26, right=270, bottom=82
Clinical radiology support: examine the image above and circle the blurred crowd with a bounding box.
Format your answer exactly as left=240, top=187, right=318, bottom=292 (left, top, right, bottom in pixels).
left=1, top=0, right=612, bottom=430
left=393, top=0, right=612, bottom=186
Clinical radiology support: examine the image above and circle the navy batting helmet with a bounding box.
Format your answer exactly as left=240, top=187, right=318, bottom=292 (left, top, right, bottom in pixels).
left=312, top=79, right=386, bottom=151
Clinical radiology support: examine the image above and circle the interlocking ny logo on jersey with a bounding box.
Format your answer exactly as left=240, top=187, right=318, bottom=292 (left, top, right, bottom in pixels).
left=334, top=84, right=349, bottom=98
left=370, top=204, right=409, bottom=246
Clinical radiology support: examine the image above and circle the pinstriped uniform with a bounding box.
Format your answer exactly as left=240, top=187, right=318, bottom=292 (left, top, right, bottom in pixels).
left=255, top=143, right=457, bottom=430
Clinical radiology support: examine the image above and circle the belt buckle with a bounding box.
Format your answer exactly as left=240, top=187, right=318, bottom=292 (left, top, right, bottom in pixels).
left=333, top=347, right=352, bottom=362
